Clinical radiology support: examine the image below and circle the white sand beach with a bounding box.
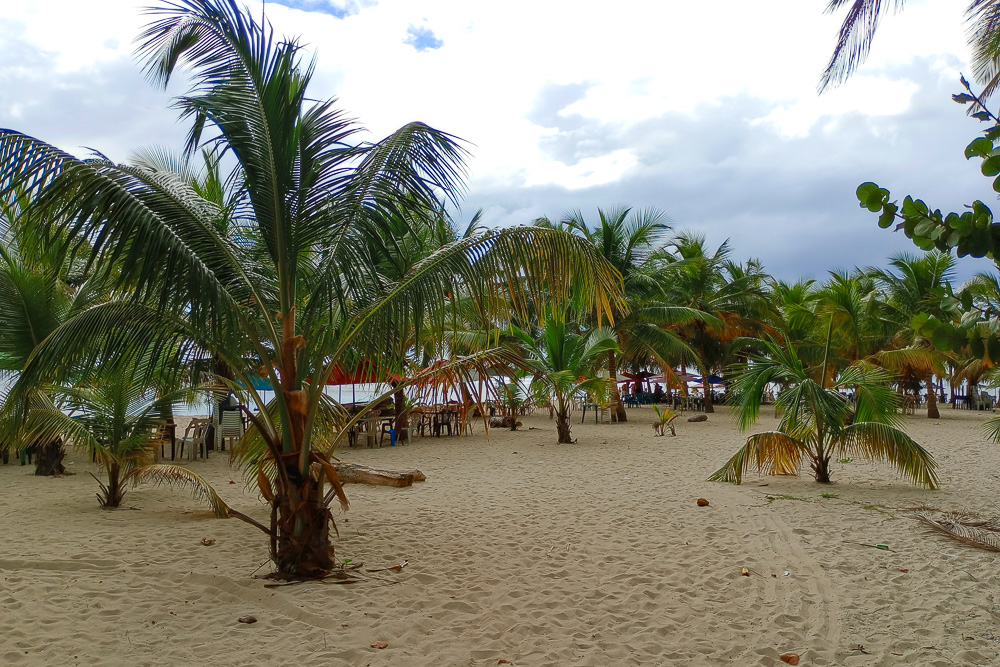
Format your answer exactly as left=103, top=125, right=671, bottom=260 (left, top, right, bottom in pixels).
left=3, top=406, right=1000, bottom=666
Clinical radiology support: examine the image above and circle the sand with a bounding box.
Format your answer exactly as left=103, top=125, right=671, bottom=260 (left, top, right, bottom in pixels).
left=3, top=406, right=1000, bottom=666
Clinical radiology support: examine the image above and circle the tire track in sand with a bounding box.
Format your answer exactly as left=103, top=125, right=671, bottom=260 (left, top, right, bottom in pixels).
left=751, top=507, right=842, bottom=664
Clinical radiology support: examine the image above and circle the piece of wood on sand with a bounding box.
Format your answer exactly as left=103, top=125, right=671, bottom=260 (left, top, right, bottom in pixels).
left=332, top=463, right=427, bottom=487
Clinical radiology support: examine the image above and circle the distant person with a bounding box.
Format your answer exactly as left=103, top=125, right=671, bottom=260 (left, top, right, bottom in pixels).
left=653, top=383, right=664, bottom=403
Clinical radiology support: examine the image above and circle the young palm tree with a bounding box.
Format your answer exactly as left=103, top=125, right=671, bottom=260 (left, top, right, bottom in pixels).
left=870, top=251, right=958, bottom=418
left=817, top=270, right=893, bottom=369
left=511, top=320, right=619, bottom=444
left=0, top=188, right=106, bottom=474
left=24, top=359, right=220, bottom=509
left=710, top=331, right=939, bottom=487
left=0, top=0, right=623, bottom=576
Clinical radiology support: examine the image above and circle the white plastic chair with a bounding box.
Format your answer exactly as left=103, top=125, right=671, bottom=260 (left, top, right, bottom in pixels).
left=219, top=411, right=245, bottom=450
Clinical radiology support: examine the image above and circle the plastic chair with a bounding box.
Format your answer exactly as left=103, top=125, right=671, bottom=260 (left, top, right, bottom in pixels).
left=219, top=411, right=244, bottom=450
left=434, top=409, right=454, bottom=437
left=178, top=419, right=210, bottom=460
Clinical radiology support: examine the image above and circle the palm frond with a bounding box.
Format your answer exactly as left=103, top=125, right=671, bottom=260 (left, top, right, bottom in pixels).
left=838, top=422, right=939, bottom=488
left=128, top=463, right=232, bottom=518
left=708, top=431, right=804, bottom=484
left=820, top=1, right=907, bottom=92
left=914, top=509, right=1000, bottom=552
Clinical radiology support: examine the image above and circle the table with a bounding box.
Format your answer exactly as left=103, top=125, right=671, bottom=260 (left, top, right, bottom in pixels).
left=580, top=403, right=600, bottom=423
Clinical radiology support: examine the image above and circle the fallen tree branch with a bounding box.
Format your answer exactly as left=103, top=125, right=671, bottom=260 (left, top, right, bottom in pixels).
left=331, top=463, right=427, bottom=487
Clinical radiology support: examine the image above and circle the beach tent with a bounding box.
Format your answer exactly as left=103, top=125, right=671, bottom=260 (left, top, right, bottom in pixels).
left=325, top=362, right=401, bottom=405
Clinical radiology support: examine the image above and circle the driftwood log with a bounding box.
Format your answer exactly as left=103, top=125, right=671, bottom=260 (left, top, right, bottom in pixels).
left=332, top=463, right=427, bottom=488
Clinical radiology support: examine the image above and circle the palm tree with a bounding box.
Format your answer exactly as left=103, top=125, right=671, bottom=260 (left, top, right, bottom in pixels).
left=870, top=251, right=958, bottom=418
left=511, top=319, right=619, bottom=444
left=817, top=270, right=893, bottom=370
left=0, top=188, right=106, bottom=475
left=821, top=1, right=1000, bottom=96
left=665, top=233, right=771, bottom=412
left=24, top=357, right=220, bottom=509
left=543, top=206, right=673, bottom=422
left=0, top=0, right=623, bottom=577
left=766, top=278, right=823, bottom=362
left=710, top=331, right=939, bottom=488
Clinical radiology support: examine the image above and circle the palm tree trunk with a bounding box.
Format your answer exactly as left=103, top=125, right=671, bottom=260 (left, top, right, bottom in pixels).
left=555, top=395, right=573, bottom=443
left=702, top=375, right=714, bottom=413
left=393, top=385, right=408, bottom=431
left=34, top=436, right=67, bottom=476
left=608, top=349, right=627, bottom=423
left=274, top=483, right=333, bottom=575
left=813, top=455, right=832, bottom=483
left=106, top=461, right=124, bottom=507
left=273, top=307, right=336, bottom=576
left=926, top=373, right=939, bottom=419
left=556, top=413, right=573, bottom=443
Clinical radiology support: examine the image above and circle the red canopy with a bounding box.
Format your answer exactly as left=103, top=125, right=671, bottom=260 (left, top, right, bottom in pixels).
left=326, top=362, right=400, bottom=385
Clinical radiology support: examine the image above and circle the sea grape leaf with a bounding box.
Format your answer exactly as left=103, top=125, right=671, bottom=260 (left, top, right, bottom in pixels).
left=966, top=137, right=993, bottom=158
left=983, top=155, right=1000, bottom=176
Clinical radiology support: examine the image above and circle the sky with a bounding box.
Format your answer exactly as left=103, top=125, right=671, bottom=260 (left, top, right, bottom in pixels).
left=2, top=0, right=1000, bottom=284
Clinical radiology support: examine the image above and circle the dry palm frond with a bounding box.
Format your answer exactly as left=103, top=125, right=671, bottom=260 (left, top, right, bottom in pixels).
left=914, top=510, right=1000, bottom=552
left=129, top=464, right=231, bottom=518
left=708, top=431, right=803, bottom=484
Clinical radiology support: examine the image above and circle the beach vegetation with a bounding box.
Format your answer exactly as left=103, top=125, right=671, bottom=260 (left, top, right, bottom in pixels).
left=23, top=354, right=222, bottom=510
left=537, top=207, right=679, bottom=423
left=511, top=319, right=619, bottom=443
left=709, top=329, right=939, bottom=488
left=651, top=405, right=680, bottom=436
left=0, top=0, right=623, bottom=577
left=0, top=188, right=109, bottom=475
left=663, top=233, right=771, bottom=413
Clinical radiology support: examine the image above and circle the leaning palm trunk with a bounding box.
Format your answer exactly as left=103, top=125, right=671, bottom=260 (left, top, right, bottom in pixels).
left=607, top=349, right=627, bottom=422
left=925, top=373, right=940, bottom=419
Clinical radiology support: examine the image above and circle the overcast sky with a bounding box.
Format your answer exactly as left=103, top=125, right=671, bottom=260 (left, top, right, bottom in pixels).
left=3, top=0, right=999, bottom=284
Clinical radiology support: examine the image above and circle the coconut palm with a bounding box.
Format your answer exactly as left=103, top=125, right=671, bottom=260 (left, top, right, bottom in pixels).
left=0, top=0, right=623, bottom=576
left=665, top=234, right=772, bottom=412
left=869, top=251, right=958, bottom=418
left=0, top=188, right=107, bottom=474
left=821, top=1, right=1000, bottom=96
left=817, top=270, right=893, bottom=369
left=511, top=319, right=619, bottom=444
left=710, top=331, right=939, bottom=487
left=23, top=357, right=220, bottom=509
left=542, top=206, right=673, bottom=422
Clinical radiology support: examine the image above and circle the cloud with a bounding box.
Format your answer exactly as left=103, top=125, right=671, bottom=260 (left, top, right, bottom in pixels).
left=464, top=57, right=994, bottom=285
left=404, top=25, right=443, bottom=51
left=266, top=0, right=374, bottom=19
left=1, top=0, right=993, bottom=287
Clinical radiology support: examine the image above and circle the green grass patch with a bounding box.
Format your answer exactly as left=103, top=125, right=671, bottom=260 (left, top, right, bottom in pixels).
left=766, top=494, right=810, bottom=504
left=861, top=502, right=896, bottom=519
left=838, top=458, right=853, bottom=464
left=821, top=492, right=839, bottom=499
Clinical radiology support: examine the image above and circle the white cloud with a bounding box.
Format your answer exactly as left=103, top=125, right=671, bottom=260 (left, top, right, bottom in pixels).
left=0, top=0, right=989, bottom=280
